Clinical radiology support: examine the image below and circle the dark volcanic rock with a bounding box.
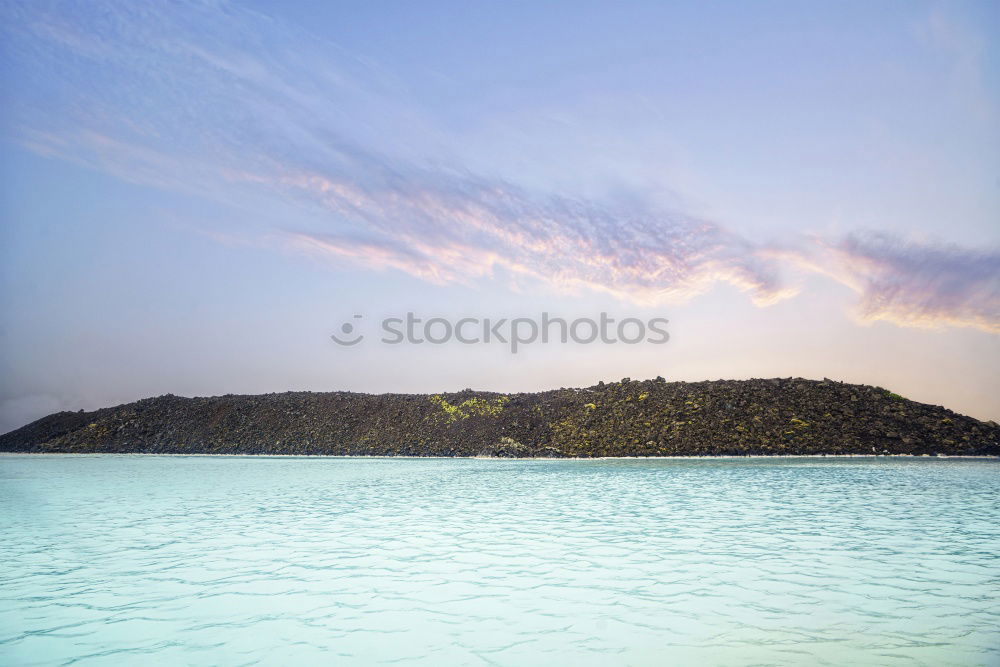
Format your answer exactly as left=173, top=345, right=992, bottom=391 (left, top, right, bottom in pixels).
left=1, top=379, right=997, bottom=457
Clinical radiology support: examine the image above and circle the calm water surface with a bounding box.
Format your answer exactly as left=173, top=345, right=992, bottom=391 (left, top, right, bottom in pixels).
left=1, top=456, right=998, bottom=666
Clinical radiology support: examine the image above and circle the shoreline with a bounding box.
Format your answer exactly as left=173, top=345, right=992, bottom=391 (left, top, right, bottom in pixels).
left=2, top=452, right=997, bottom=460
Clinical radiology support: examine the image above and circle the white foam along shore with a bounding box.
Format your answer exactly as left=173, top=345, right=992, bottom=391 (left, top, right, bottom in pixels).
left=1, top=452, right=997, bottom=460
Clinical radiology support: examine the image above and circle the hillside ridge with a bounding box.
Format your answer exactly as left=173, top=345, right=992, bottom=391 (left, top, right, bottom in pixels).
left=2, top=378, right=997, bottom=457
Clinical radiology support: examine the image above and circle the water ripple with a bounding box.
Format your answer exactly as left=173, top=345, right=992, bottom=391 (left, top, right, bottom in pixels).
left=1, top=455, right=998, bottom=665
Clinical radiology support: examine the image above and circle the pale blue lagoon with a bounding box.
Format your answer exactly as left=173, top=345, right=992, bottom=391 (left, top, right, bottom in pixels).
left=1, top=456, right=997, bottom=666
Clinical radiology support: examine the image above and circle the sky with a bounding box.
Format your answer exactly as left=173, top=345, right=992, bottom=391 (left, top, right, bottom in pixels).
left=1, top=0, right=998, bottom=432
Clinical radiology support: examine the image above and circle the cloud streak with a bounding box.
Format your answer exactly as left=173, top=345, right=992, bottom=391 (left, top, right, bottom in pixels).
left=2, top=0, right=998, bottom=333
left=811, top=233, right=1000, bottom=333
left=275, top=162, right=795, bottom=305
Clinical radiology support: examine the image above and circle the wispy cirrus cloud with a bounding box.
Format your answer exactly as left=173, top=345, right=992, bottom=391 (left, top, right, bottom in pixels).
left=272, top=162, right=795, bottom=305
left=2, top=0, right=998, bottom=333
left=807, top=233, right=1000, bottom=333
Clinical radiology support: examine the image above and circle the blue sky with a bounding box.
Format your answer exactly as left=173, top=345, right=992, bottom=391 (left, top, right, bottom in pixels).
left=1, top=0, right=998, bottom=431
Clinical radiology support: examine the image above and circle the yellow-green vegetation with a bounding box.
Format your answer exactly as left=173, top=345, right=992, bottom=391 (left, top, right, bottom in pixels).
left=550, top=414, right=599, bottom=455
left=885, top=391, right=906, bottom=401
left=6, top=378, right=997, bottom=458
left=430, top=395, right=510, bottom=423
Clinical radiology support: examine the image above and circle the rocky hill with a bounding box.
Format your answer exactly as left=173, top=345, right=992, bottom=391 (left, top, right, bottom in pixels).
left=1, top=378, right=997, bottom=457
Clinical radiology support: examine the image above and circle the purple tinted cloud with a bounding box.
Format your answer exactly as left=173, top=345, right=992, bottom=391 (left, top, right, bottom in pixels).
left=276, top=161, right=795, bottom=305
left=814, top=233, right=1000, bottom=333
left=3, top=0, right=998, bottom=334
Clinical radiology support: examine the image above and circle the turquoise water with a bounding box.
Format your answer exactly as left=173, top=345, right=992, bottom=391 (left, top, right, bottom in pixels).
left=1, top=456, right=998, bottom=666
